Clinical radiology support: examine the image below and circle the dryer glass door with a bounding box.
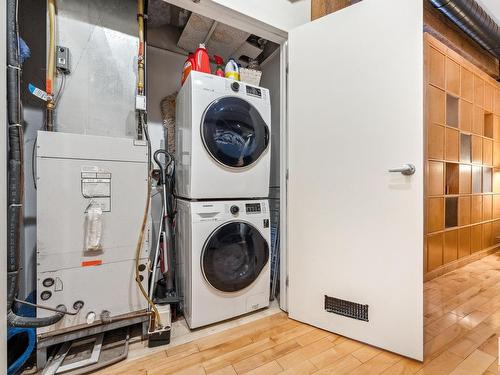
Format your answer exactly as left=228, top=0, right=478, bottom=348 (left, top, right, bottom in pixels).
left=202, top=221, right=269, bottom=293
left=201, top=97, right=269, bottom=168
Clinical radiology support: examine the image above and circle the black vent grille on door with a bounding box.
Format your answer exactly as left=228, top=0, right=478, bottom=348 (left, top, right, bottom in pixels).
left=324, top=295, right=369, bottom=322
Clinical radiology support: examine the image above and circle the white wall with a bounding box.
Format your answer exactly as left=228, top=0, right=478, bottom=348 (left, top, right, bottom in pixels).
left=476, top=0, right=500, bottom=24
left=211, top=0, right=311, bottom=31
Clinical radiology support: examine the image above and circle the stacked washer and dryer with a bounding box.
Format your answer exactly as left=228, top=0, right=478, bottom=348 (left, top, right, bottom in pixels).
left=175, top=71, right=273, bottom=328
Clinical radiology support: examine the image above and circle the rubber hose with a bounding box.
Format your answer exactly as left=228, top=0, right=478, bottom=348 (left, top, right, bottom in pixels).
left=7, top=306, right=67, bottom=328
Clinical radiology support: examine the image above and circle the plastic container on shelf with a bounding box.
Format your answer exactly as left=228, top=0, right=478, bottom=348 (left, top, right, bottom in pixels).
left=194, top=44, right=211, bottom=74
left=224, top=58, right=240, bottom=80
left=181, top=53, right=195, bottom=85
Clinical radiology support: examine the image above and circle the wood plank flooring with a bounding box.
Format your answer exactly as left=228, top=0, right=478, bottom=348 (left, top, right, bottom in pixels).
left=98, top=253, right=500, bottom=374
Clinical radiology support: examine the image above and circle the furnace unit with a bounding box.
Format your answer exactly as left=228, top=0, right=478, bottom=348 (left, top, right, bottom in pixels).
left=36, top=131, right=150, bottom=336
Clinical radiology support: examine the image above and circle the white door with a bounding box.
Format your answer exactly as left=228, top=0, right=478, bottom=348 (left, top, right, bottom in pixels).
left=287, top=0, right=423, bottom=360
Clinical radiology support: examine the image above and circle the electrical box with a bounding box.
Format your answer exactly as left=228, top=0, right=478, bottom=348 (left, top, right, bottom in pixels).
left=56, top=46, right=70, bottom=74
left=36, top=131, right=150, bottom=336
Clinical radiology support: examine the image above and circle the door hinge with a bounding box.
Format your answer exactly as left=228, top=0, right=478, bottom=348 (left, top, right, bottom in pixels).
left=285, top=169, right=289, bottom=180
left=286, top=275, right=289, bottom=287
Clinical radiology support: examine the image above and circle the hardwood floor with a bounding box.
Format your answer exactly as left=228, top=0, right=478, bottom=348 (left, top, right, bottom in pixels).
left=98, top=253, right=500, bottom=374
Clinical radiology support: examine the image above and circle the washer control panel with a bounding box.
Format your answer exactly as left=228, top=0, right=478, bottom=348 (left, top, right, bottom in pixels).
left=245, top=203, right=261, bottom=214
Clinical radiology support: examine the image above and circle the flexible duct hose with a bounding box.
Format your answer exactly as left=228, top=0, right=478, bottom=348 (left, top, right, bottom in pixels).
left=7, top=0, right=65, bottom=327
left=429, top=0, right=500, bottom=60
left=7, top=306, right=66, bottom=328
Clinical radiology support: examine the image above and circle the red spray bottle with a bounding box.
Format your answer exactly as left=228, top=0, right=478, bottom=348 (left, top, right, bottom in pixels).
left=214, top=55, right=224, bottom=77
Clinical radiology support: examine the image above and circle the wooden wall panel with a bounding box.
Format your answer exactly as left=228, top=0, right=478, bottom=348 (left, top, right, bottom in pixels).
left=446, top=58, right=460, bottom=96
left=444, top=230, right=458, bottom=263
left=458, top=227, right=471, bottom=258
left=425, top=34, right=500, bottom=278
left=427, top=233, right=443, bottom=271
left=445, top=128, right=459, bottom=161
left=471, top=225, right=482, bottom=253
left=428, top=161, right=444, bottom=195
left=428, top=85, right=446, bottom=124
left=427, top=197, right=444, bottom=233
left=461, top=68, right=474, bottom=102
left=460, top=100, right=473, bottom=132
left=483, top=139, right=493, bottom=166
left=459, top=164, right=471, bottom=194
left=475, top=76, right=485, bottom=107
left=483, top=194, right=493, bottom=221
left=471, top=195, right=483, bottom=223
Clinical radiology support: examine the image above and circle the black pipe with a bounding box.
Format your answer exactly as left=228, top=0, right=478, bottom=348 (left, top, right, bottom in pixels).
left=7, top=0, right=65, bottom=327
left=429, top=0, right=500, bottom=61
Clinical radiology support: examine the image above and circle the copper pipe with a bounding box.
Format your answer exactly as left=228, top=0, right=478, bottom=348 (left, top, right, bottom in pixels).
left=137, top=0, right=145, bottom=96
left=46, top=0, right=56, bottom=130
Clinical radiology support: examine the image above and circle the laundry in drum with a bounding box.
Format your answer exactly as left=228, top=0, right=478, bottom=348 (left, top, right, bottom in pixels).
left=214, top=128, right=257, bottom=161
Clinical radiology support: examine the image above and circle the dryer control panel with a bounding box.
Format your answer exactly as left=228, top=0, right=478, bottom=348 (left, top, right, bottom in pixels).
left=245, top=86, right=262, bottom=98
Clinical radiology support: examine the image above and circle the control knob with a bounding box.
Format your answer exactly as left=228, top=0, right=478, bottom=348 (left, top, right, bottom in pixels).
left=231, top=82, right=240, bottom=92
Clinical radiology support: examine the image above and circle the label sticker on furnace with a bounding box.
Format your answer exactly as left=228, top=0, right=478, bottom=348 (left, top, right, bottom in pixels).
left=81, top=166, right=111, bottom=212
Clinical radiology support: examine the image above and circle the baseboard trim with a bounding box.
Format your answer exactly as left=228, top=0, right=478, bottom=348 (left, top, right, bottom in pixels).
left=424, top=245, right=500, bottom=282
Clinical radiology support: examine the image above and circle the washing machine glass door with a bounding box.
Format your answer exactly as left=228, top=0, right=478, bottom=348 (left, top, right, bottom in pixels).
left=202, top=221, right=269, bottom=293
left=201, top=97, right=269, bottom=168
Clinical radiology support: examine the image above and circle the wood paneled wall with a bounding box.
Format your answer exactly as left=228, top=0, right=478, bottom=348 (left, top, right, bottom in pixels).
left=311, top=0, right=360, bottom=20
left=424, top=33, right=500, bottom=280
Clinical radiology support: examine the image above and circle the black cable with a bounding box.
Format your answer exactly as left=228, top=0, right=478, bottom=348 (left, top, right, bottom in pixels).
left=31, top=136, right=37, bottom=189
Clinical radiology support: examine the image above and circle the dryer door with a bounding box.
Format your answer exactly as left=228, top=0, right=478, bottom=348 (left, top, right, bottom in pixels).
left=201, top=97, right=269, bottom=168
left=201, top=221, right=269, bottom=293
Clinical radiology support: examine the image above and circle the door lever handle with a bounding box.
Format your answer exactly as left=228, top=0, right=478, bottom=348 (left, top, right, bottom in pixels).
left=388, top=164, right=415, bottom=176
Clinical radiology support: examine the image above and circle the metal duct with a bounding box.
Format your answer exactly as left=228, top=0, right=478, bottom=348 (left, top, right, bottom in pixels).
left=429, top=0, right=500, bottom=59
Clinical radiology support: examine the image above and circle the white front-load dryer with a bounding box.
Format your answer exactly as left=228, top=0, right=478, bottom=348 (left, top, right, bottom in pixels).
left=175, top=71, right=271, bottom=199
left=176, top=199, right=271, bottom=329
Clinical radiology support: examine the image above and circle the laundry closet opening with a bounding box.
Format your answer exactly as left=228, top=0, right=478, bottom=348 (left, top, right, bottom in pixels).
left=145, top=0, right=285, bottom=335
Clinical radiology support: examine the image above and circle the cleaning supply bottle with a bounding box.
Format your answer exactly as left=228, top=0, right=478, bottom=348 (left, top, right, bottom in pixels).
left=214, top=55, right=224, bottom=77
left=225, top=58, right=240, bottom=80
left=181, top=53, right=195, bottom=85
left=194, top=44, right=211, bottom=74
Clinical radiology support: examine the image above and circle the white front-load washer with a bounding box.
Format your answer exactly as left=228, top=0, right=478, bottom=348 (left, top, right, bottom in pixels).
left=176, top=198, right=271, bottom=329
left=175, top=71, right=271, bottom=200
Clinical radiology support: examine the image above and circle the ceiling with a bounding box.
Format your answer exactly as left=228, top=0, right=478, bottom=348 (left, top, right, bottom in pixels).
left=147, top=0, right=279, bottom=66
left=475, top=0, right=500, bottom=25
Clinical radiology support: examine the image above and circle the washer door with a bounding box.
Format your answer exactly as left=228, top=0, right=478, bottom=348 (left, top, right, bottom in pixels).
left=202, top=221, right=269, bottom=293
left=201, top=97, right=269, bottom=168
